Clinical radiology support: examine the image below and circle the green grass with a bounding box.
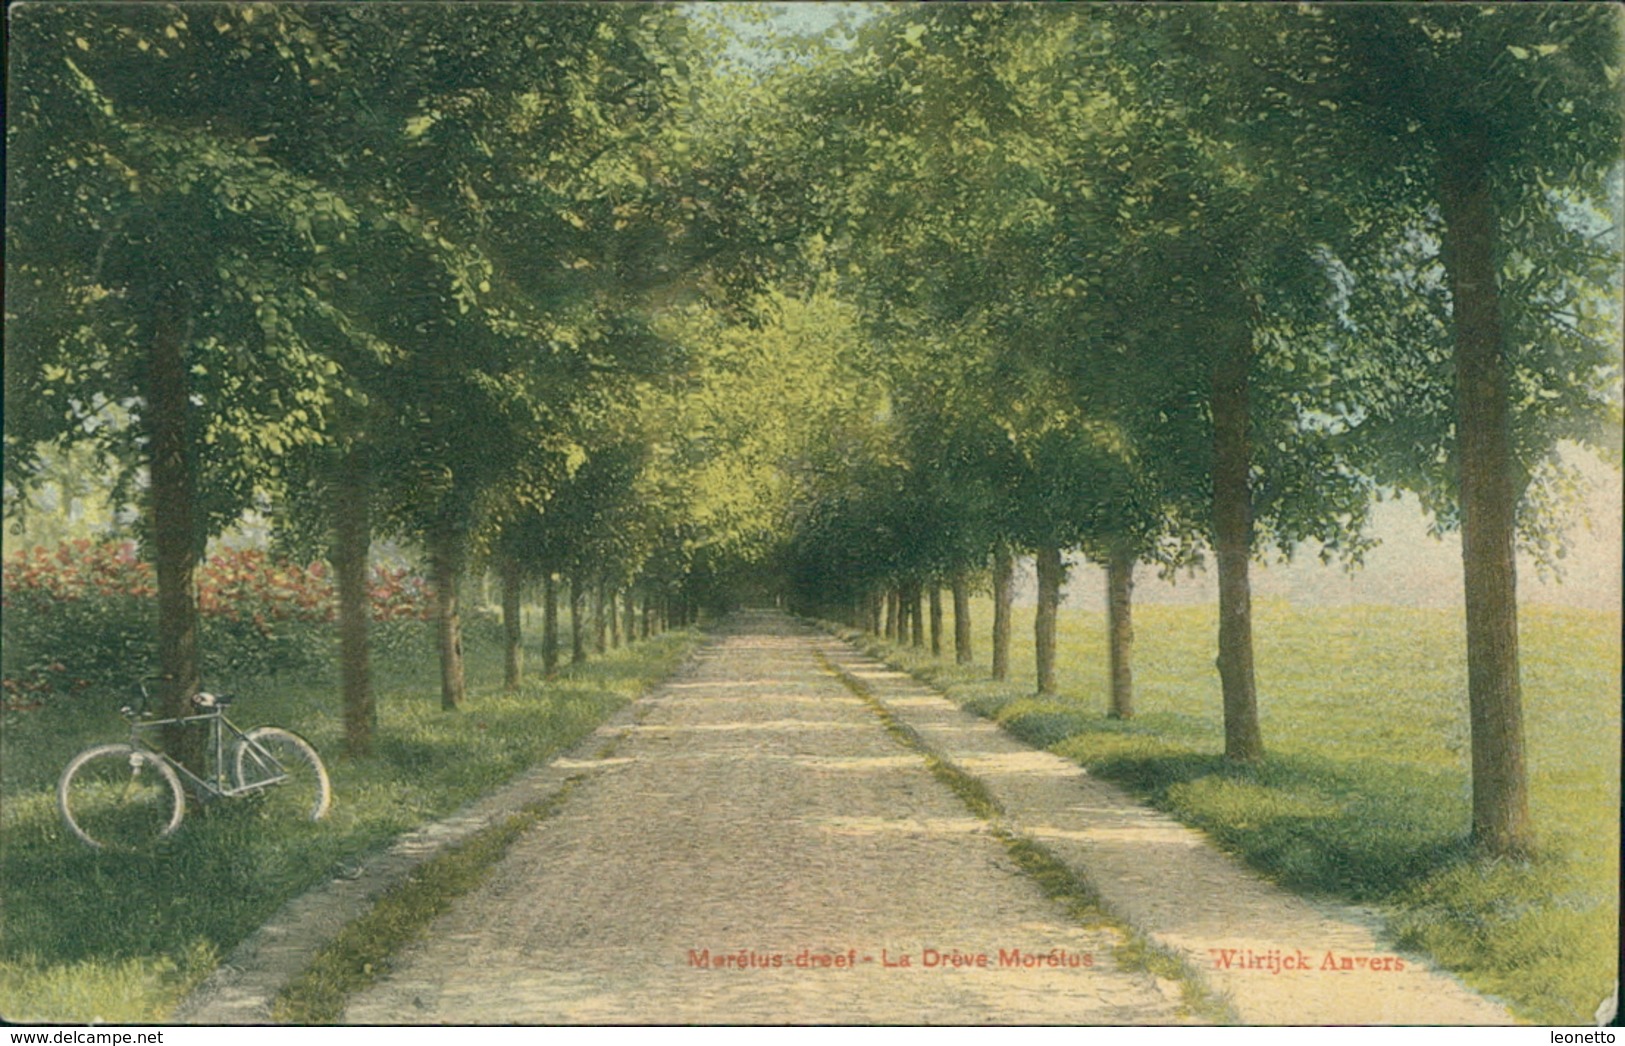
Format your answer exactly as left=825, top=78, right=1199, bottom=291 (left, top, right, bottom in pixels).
left=842, top=597, right=1620, bottom=1026
left=0, top=623, right=699, bottom=1024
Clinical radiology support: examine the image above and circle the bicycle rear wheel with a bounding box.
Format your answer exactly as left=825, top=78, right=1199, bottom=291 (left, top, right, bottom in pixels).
left=58, top=743, right=186, bottom=850
left=232, top=727, right=331, bottom=821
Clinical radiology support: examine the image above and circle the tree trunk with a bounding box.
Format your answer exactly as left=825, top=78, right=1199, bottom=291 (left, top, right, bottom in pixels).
left=429, top=527, right=466, bottom=711
left=928, top=584, right=943, bottom=657
left=594, top=578, right=608, bottom=654
left=641, top=591, right=652, bottom=639
left=331, top=445, right=374, bottom=755
left=951, top=573, right=973, bottom=665
left=1107, top=547, right=1135, bottom=720
left=884, top=588, right=899, bottom=641
left=868, top=590, right=882, bottom=634
left=1440, top=134, right=1531, bottom=856
left=623, top=588, right=636, bottom=646
left=501, top=556, right=523, bottom=693
left=908, top=581, right=925, bottom=648
left=148, top=291, right=204, bottom=768
left=1212, top=315, right=1264, bottom=762
left=1034, top=543, right=1063, bottom=696
left=542, top=572, right=559, bottom=676
left=992, top=545, right=1013, bottom=681
left=570, top=572, right=586, bottom=665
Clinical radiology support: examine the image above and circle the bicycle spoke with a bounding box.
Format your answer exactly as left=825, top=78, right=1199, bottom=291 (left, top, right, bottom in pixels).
left=59, top=745, right=185, bottom=850
left=232, top=727, right=331, bottom=822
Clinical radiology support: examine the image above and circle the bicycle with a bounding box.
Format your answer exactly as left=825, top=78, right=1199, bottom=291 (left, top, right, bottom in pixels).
left=58, top=681, right=331, bottom=850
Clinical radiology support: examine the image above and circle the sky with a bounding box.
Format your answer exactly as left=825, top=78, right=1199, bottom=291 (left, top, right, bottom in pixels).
left=696, top=2, right=875, bottom=71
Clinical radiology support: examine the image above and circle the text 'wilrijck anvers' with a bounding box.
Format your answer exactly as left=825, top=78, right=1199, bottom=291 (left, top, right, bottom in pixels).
left=1207, top=947, right=1407, bottom=973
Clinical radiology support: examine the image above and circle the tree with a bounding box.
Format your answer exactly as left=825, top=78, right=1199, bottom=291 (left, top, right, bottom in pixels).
left=330, top=3, right=695, bottom=710
left=1289, top=4, right=1622, bottom=854
left=7, top=6, right=372, bottom=759
left=1015, top=4, right=1381, bottom=750
left=807, top=6, right=1186, bottom=699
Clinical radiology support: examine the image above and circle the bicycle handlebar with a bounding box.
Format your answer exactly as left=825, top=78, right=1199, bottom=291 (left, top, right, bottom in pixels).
left=126, top=681, right=238, bottom=716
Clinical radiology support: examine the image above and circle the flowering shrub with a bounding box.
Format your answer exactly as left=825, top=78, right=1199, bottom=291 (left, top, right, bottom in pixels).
left=2, top=541, right=434, bottom=705
left=197, top=548, right=336, bottom=623
left=2, top=542, right=156, bottom=706
left=368, top=566, right=435, bottom=623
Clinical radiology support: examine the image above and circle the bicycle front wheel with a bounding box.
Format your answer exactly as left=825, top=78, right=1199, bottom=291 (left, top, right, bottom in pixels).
left=58, top=743, right=186, bottom=850
left=232, top=727, right=331, bottom=822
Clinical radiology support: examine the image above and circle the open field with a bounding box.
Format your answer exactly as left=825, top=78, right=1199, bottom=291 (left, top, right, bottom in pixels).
left=858, top=597, right=1621, bottom=1026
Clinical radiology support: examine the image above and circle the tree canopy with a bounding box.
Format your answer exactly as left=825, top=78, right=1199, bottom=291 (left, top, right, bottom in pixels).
left=6, top=2, right=1620, bottom=855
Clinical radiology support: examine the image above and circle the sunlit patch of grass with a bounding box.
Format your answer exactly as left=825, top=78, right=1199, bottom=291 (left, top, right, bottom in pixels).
left=0, top=626, right=699, bottom=1024
left=995, top=699, right=1093, bottom=750
left=0, top=944, right=216, bottom=1025
left=853, top=599, right=1620, bottom=1025
left=939, top=680, right=1021, bottom=720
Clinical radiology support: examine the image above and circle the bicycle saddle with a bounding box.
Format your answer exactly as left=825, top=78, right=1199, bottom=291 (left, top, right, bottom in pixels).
left=192, top=691, right=235, bottom=708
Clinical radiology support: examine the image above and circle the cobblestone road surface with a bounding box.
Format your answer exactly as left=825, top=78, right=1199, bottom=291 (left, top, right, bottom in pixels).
left=342, top=612, right=1184, bottom=1024
left=329, top=610, right=1511, bottom=1026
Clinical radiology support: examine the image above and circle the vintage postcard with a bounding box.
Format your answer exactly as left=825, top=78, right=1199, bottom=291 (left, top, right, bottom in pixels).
left=3, top=1, right=1620, bottom=1031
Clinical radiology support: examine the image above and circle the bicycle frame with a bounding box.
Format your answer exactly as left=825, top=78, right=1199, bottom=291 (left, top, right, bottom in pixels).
left=122, top=708, right=294, bottom=801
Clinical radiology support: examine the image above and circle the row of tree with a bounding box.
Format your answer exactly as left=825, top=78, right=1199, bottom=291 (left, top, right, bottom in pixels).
left=5, top=5, right=783, bottom=763
left=5, top=4, right=1619, bottom=859
left=766, top=4, right=1620, bottom=858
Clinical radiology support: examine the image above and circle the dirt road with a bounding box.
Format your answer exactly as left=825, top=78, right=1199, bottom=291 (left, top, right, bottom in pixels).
left=341, top=612, right=1184, bottom=1024
left=332, top=610, right=1511, bottom=1025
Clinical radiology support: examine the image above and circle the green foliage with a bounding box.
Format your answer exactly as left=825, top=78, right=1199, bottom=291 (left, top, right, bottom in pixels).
left=6, top=6, right=370, bottom=546
left=776, top=3, right=1619, bottom=616
left=1268, top=4, right=1623, bottom=552
left=8, top=2, right=1615, bottom=613
left=2, top=2, right=1619, bottom=1022
left=6, top=4, right=713, bottom=670
left=655, top=288, right=890, bottom=599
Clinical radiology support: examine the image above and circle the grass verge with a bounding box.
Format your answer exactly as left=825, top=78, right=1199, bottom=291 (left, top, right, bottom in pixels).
left=817, top=649, right=1232, bottom=1024
left=0, top=624, right=699, bottom=1024
left=824, top=599, right=1620, bottom=1026
left=271, top=781, right=582, bottom=1022
left=274, top=711, right=648, bottom=1022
